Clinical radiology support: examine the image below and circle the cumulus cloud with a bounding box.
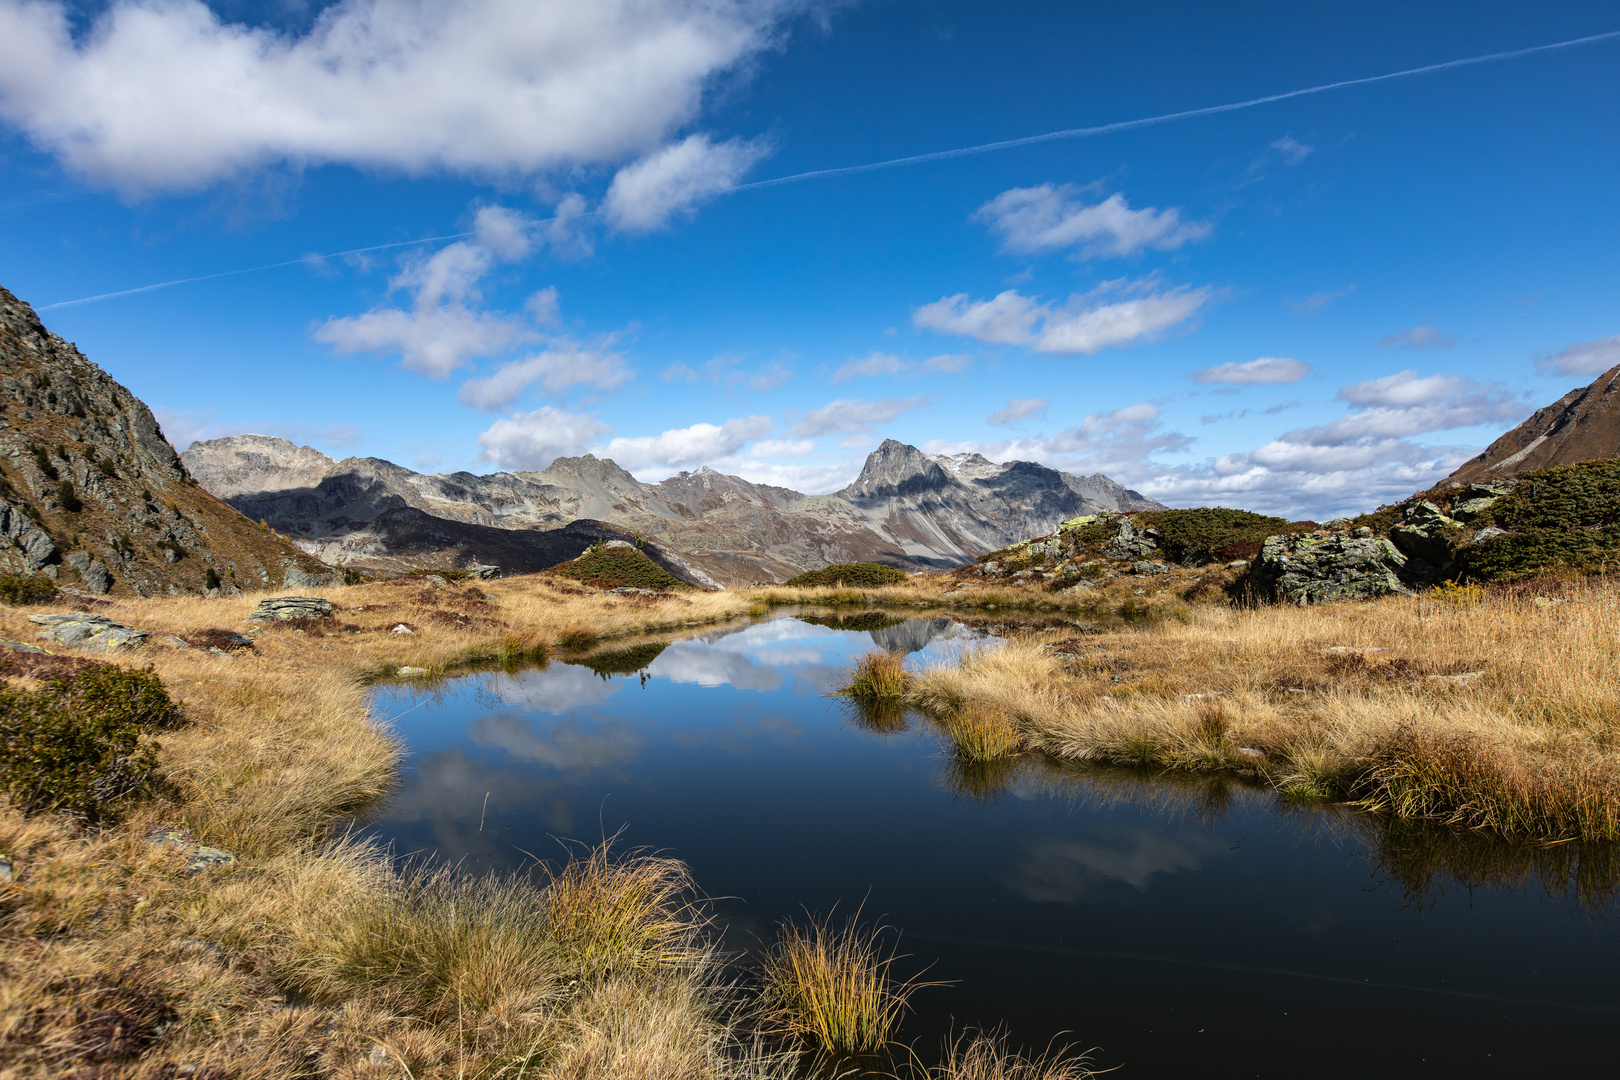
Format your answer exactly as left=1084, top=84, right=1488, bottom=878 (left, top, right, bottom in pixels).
left=603, top=415, right=773, bottom=471
left=787, top=396, right=931, bottom=438
left=603, top=133, right=769, bottom=232
left=0, top=0, right=790, bottom=195
left=974, top=185, right=1210, bottom=259
left=1136, top=371, right=1530, bottom=518
left=926, top=403, right=1190, bottom=481
left=458, top=341, right=632, bottom=410
left=313, top=205, right=544, bottom=377
left=476, top=407, right=611, bottom=471
left=1289, top=285, right=1355, bottom=313
left=921, top=353, right=972, bottom=373
left=1535, top=334, right=1620, bottom=377
left=748, top=439, right=816, bottom=457
left=1377, top=323, right=1461, bottom=350
left=153, top=409, right=361, bottom=453
left=1194, top=356, right=1309, bottom=386
left=914, top=279, right=1212, bottom=355
left=987, top=398, right=1048, bottom=426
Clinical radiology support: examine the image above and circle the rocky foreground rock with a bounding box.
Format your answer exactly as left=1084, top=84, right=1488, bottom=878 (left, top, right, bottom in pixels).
left=29, top=612, right=148, bottom=651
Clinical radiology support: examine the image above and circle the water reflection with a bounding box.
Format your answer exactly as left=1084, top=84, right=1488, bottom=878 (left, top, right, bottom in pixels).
left=367, top=613, right=1620, bottom=1074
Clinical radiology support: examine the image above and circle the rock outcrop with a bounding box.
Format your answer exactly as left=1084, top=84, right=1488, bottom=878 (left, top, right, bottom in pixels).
left=1446, top=364, right=1620, bottom=484
left=1250, top=534, right=1414, bottom=604
left=0, top=286, right=338, bottom=596
left=181, top=434, right=1164, bottom=584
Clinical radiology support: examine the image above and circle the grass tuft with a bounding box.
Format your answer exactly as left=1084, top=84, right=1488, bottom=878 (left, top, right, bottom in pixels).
left=556, top=624, right=600, bottom=651
left=907, top=1029, right=1097, bottom=1080
left=941, top=700, right=1023, bottom=762
left=757, top=908, right=928, bottom=1058
left=838, top=650, right=911, bottom=701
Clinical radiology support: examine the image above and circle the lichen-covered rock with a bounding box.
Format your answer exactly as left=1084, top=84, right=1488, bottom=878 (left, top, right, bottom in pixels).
left=1389, top=500, right=1464, bottom=570
left=466, top=564, right=501, bottom=579
left=282, top=562, right=341, bottom=588
left=248, top=595, right=333, bottom=621
left=65, top=551, right=111, bottom=594
left=1104, top=518, right=1158, bottom=560
left=28, top=611, right=148, bottom=650
left=1250, top=533, right=1415, bottom=604
left=1132, top=560, right=1170, bottom=575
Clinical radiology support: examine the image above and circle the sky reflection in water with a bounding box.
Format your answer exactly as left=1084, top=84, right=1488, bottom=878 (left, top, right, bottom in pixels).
left=368, top=615, right=1620, bottom=1077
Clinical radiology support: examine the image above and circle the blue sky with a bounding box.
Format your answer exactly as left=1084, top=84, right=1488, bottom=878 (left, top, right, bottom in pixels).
left=1, top=0, right=1617, bottom=518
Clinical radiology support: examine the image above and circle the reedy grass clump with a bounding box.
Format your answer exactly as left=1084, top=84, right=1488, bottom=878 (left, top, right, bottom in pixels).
left=905, top=1029, right=1096, bottom=1080
left=940, top=700, right=1022, bottom=763
left=838, top=650, right=911, bottom=701
left=757, top=909, right=929, bottom=1058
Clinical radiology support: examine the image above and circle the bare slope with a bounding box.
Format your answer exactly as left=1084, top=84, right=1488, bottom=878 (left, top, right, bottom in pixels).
left=0, top=287, right=333, bottom=596
left=184, top=434, right=1163, bottom=582
left=1446, top=364, right=1620, bottom=484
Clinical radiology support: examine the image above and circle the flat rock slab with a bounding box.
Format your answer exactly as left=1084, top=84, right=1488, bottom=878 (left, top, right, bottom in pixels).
left=28, top=612, right=148, bottom=651
left=605, top=587, right=664, bottom=596
left=148, top=828, right=236, bottom=874
left=248, top=596, right=333, bottom=622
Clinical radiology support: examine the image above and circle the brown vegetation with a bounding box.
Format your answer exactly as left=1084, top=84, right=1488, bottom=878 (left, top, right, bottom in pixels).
left=899, top=574, right=1620, bottom=841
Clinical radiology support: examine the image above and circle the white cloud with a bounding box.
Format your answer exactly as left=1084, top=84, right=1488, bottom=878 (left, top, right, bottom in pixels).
left=603, top=133, right=769, bottom=232
left=974, top=185, right=1211, bottom=259
left=831, top=352, right=908, bottom=383
left=662, top=353, right=793, bottom=394
left=921, top=353, right=972, bottom=373
left=1194, top=357, right=1309, bottom=386
left=155, top=408, right=361, bottom=453
left=748, top=439, right=815, bottom=458
left=1268, top=135, right=1313, bottom=165
left=476, top=407, right=611, bottom=471
left=0, top=0, right=791, bottom=195
left=787, top=396, right=931, bottom=438
left=1536, top=334, right=1620, bottom=377
left=604, top=415, right=773, bottom=471
left=926, top=402, right=1190, bottom=482
left=914, top=279, right=1212, bottom=355
left=1377, top=323, right=1461, bottom=350
left=1289, top=285, right=1355, bottom=313
left=313, top=205, right=545, bottom=377
left=702, top=457, right=862, bottom=495
left=457, top=340, right=632, bottom=410
left=987, top=398, right=1048, bottom=426
left=1337, top=370, right=1465, bottom=408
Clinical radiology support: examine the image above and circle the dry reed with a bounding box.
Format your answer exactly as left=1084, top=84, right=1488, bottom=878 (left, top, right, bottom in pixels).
left=837, top=651, right=911, bottom=701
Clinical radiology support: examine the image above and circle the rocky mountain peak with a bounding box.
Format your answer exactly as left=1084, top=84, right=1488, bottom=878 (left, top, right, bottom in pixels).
left=540, top=453, right=642, bottom=487
left=1446, top=364, right=1620, bottom=484
left=839, top=439, right=954, bottom=503
left=0, top=286, right=336, bottom=595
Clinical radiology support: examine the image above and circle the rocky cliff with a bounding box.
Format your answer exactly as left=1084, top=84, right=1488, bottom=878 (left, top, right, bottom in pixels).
left=1446, top=364, right=1620, bottom=484
left=183, top=434, right=1162, bottom=584
left=0, top=287, right=335, bottom=596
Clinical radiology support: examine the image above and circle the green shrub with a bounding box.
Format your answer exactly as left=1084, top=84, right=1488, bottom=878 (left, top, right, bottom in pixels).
left=1135, top=507, right=1313, bottom=564
left=31, top=446, right=57, bottom=482
left=0, top=573, right=58, bottom=606
left=96, top=456, right=118, bottom=478
left=782, top=563, right=908, bottom=588
left=546, top=545, right=686, bottom=591
left=57, top=479, right=82, bottom=513
left=204, top=567, right=221, bottom=590
left=1459, top=461, right=1620, bottom=581
left=0, top=665, right=180, bottom=819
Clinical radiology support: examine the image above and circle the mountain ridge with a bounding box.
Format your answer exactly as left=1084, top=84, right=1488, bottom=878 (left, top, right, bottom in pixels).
left=182, top=434, right=1163, bottom=583
left=1446, top=364, right=1620, bottom=485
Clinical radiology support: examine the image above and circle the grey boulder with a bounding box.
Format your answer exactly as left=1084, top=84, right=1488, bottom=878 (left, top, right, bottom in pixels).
left=65, top=551, right=112, bottom=594
left=465, top=564, right=501, bottom=580
left=248, top=596, right=334, bottom=622
left=283, top=562, right=342, bottom=588
left=29, top=611, right=148, bottom=651
left=1104, top=518, right=1159, bottom=561
left=1250, top=533, right=1415, bottom=604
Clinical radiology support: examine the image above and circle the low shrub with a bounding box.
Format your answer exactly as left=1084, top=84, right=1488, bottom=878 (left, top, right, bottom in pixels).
left=57, top=479, right=82, bottom=513
left=0, top=573, right=58, bottom=606
left=0, top=664, right=180, bottom=819
left=1134, top=507, right=1313, bottom=565
left=782, top=563, right=908, bottom=588
left=546, top=545, right=687, bottom=592
left=1458, top=461, right=1620, bottom=581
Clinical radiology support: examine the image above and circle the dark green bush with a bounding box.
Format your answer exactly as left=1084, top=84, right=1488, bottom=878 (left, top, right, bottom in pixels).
left=57, top=479, right=82, bottom=513
left=1460, top=461, right=1620, bottom=581
left=204, top=567, right=221, bottom=590
left=1134, top=507, right=1313, bottom=564
left=546, top=545, right=687, bottom=591
left=0, top=573, right=58, bottom=606
left=0, top=665, right=180, bottom=819
left=781, top=563, right=908, bottom=588
left=96, top=456, right=118, bottom=478
left=32, top=446, right=57, bottom=482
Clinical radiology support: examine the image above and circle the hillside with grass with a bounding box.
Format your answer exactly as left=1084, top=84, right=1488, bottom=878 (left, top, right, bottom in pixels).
left=543, top=541, right=690, bottom=591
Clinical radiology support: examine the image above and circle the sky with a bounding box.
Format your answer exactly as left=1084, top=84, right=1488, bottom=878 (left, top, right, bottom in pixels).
left=0, top=1, right=1617, bottom=519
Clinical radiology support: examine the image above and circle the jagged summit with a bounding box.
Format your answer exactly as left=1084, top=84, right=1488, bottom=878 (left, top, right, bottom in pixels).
left=183, top=433, right=1164, bottom=583
left=1446, top=364, right=1620, bottom=484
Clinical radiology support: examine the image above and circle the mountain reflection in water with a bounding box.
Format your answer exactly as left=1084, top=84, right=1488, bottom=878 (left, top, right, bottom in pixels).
left=367, top=614, right=1620, bottom=1077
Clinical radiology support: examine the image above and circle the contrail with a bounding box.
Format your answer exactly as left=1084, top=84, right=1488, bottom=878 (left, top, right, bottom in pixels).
left=38, top=28, right=1620, bottom=310
left=736, top=27, right=1620, bottom=190
left=37, top=232, right=475, bottom=311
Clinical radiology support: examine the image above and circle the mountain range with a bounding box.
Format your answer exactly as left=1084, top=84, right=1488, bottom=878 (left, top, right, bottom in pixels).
left=1446, top=363, right=1620, bottom=485
left=180, top=434, right=1163, bottom=584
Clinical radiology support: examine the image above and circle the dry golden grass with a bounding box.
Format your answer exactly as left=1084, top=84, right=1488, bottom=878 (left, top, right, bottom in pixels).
left=906, top=576, right=1620, bottom=840
left=902, top=1030, right=1096, bottom=1080
left=838, top=650, right=911, bottom=701
left=0, top=572, right=776, bottom=1079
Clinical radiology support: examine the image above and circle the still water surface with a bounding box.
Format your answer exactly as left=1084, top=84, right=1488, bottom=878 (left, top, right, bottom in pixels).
left=367, top=614, right=1620, bottom=1078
